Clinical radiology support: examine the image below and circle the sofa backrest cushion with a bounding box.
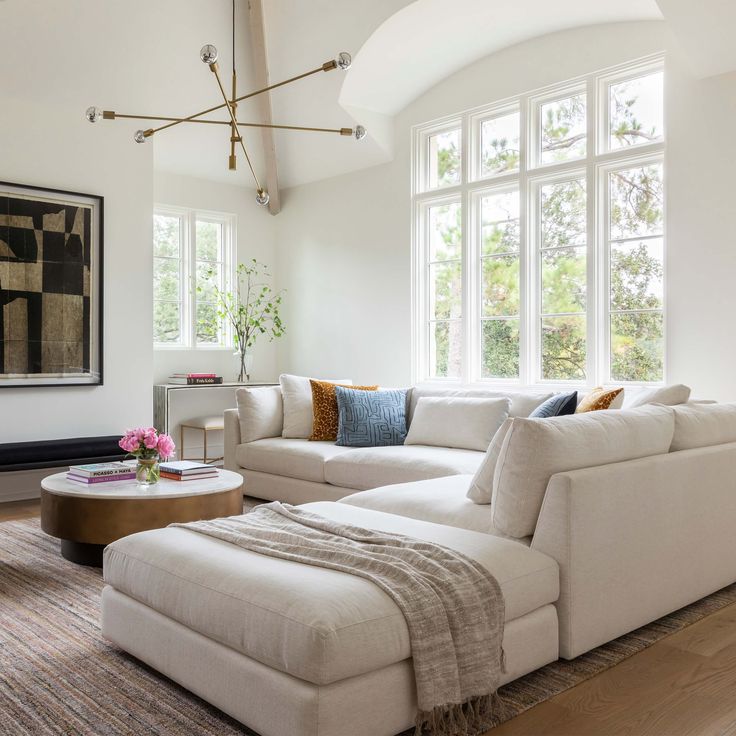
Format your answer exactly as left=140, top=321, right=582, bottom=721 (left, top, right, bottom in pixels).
left=405, top=396, right=510, bottom=452
left=466, top=418, right=513, bottom=504
left=627, top=383, right=691, bottom=409
left=236, top=386, right=284, bottom=443
left=280, top=374, right=352, bottom=439
left=408, top=387, right=553, bottom=423
left=670, top=403, right=736, bottom=452
left=491, top=405, right=675, bottom=538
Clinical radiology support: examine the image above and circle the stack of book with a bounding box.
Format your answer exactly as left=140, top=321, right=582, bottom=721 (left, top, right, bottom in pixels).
left=169, top=373, right=223, bottom=385
left=160, top=460, right=219, bottom=482
left=67, top=462, right=136, bottom=484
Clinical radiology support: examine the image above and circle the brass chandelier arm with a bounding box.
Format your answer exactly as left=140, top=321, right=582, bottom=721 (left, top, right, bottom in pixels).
left=105, top=112, right=353, bottom=135
left=208, top=62, right=262, bottom=192
left=148, top=62, right=336, bottom=137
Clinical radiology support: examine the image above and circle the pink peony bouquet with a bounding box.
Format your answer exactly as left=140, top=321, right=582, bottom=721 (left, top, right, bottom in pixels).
left=119, top=427, right=175, bottom=460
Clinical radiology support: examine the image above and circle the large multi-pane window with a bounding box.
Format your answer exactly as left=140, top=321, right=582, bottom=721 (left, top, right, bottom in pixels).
left=413, top=56, right=665, bottom=385
left=153, top=207, right=235, bottom=348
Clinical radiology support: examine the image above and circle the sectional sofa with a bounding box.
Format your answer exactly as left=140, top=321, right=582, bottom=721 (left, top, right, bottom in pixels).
left=101, top=384, right=736, bottom=736
left=223, top=384, right=559, bottom=503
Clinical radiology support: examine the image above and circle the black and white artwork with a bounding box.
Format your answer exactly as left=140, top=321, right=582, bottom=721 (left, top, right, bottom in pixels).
left=0, top=182, right=103, bottom=387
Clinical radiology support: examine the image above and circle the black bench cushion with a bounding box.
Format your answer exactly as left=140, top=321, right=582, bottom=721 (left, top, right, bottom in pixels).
left=0, top=436, right=126, bottom=472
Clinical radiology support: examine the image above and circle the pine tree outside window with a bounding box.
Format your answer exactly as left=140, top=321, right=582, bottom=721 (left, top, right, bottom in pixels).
left=412, top=56, right=665, bottom=387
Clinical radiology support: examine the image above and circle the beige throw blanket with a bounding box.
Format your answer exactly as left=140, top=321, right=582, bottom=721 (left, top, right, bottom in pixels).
left=172, top=502, right=505, bottom=736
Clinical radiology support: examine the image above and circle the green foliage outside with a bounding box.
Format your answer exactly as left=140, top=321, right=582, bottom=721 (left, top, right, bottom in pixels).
left=153, top=215, right=181, bottom=343
left=429, top=84, right=664, bottom=383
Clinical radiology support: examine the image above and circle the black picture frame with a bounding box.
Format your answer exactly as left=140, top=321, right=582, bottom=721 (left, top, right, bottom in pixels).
left=0, top=180, right=104, bottom=387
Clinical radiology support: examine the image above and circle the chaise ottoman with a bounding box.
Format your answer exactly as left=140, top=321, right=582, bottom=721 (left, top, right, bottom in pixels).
left=101, top=503, right=560, bottom=736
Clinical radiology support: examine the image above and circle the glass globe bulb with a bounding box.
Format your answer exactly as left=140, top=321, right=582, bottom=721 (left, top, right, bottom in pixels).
left=337, top=51, right=352, bottom=70
left=85, top=106, right=103, bottom=123
left=354, top=125, right=367, bottom=141
left=200, top=44, right=218, bottom=65
left=256, top=190, right=270, bottom=206
left=134, top=130, right=147, bottom=144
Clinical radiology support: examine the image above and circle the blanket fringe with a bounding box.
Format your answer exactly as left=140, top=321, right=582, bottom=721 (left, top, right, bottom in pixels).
left=414, top=691, right=509, bottom=736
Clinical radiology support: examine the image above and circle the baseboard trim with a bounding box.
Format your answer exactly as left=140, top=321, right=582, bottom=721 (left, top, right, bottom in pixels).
left=0, top=466, right=67, bottom=503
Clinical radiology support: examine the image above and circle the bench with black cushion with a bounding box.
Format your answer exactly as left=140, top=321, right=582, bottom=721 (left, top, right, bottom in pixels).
left=0, top=436, right=127, bottom=472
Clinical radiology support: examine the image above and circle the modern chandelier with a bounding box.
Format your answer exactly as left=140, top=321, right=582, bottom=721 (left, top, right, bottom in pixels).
left=85, top=1, right=365, bottom=207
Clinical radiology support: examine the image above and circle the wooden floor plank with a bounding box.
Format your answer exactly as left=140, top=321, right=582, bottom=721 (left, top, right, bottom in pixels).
left=0, top=498, right=41, bottom=521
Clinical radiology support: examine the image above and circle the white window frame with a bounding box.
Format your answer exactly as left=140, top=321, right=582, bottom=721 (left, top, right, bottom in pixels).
left=153, top=205, right=236, bottom=350
left=412, top=53, right=665, bottom=388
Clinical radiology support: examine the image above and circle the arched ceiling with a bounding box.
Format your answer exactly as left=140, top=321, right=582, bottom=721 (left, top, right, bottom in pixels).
left=340, top=0, right=663, bottom=116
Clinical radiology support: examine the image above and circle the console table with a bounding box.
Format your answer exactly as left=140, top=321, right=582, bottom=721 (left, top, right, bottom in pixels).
left=154, top=382, right=275, bottom=461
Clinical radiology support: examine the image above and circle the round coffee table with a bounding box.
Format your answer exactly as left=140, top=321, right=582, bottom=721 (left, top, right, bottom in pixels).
left=41, top=469, right=244, bottom=566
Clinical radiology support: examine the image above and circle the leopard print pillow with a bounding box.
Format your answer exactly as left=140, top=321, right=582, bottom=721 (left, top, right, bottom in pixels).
left=309, top=380, right=378, bottom=441
left=575, top=386, right=623, bottom=413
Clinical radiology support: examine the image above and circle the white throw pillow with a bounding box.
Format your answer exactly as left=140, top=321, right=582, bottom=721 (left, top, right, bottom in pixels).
left=404, top=397, right=510, bottom=452
left=670, top=403, right=736, bottom=451
left=466, top=418, right=513, bottom=504
left=236, top=386, right=283, bottom=443
left=407, top=388, right=552, bottom=423
left=627, top=383, right=691, bottom=409
left=279, top=374, right=352, bottom=439
left=491, top=405, right=675, bottom=538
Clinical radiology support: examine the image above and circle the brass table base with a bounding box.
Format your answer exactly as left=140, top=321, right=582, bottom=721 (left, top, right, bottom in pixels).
left=41, top=483, right=243, bottom=567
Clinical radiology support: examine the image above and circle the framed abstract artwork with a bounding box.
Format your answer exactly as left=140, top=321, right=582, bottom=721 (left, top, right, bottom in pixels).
left=0, top=181, right=103, bottom=387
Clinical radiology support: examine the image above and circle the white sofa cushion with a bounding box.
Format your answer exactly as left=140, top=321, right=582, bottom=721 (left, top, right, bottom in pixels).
left=236, top=438, right=354, bottom=483
left=670, top=403, right=736, bottom=451
left=492, top=406, right=675, bottom=538
left=280, top=374, right=352, bottom=439
left=627, top=383, right=691, bottom=409
left=236, top=386, right=283, bottom=443
left=408, top=387, right=553, bottom=423
left=466, top=418, right=513, bottom=505
left=340, top=475, right=528, bottom=541
left=404, top=397, right=510, bottom=452
left=103, top=502, right=558, bottom=685
left=323, top=445, right=484, bottom=491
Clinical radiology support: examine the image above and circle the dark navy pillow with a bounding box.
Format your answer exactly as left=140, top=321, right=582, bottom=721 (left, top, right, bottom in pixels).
left=529, top=391, right=578, bottom=419
left=335, top=386, right=408, bottom=447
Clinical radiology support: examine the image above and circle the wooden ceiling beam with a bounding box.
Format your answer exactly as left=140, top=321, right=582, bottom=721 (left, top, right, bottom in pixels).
left=247, top=0, right=281, bottom=215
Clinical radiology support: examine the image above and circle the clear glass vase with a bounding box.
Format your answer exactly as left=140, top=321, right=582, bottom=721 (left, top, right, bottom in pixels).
left=136, top=456, right=160, bottom=486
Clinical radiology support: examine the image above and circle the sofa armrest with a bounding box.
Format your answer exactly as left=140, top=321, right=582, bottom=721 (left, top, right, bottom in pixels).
left=224, top=409, right=241, bottom=471
left=532, top=443, right=736, bottom=659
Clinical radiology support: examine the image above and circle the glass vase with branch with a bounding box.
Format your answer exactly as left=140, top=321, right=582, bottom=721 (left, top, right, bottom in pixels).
left=200, top=259, right=285, bottom=382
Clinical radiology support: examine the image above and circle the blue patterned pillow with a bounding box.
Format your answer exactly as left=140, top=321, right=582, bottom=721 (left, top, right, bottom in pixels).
left=529, top=391, right=578, bottom=418
left=335, top=387, right=408, bottom=447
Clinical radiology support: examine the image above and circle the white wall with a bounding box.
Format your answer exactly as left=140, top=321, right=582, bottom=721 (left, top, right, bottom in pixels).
left=665, top=58, right=736, bottom=400
left=0, top=96, right=153, bottom=443
left=274, top=162, right=408, bottom=386
left=276, top=21, right=736, bottom=400
left=153, top=172, right=280, bottom=385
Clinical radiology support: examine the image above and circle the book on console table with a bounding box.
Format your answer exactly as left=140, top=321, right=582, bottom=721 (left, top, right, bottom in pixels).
left=168, top=375, right=223, bottom=385
left=68, top=462, right=137, bottom=478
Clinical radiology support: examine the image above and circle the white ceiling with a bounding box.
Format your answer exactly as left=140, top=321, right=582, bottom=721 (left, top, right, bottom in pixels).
left=0, top=0, right=733, bottom=193
left=654, top=0, right=736, bottom=78
left=340, top=0, right=663, bottom=116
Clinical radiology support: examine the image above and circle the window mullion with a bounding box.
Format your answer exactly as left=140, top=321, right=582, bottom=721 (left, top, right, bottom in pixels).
left=586, top=74, right=599, bottom=387
left=518, top=93, right=530, bottom=386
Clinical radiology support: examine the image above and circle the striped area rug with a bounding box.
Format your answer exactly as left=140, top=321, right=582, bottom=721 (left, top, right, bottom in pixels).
left=2, top=517, right=736, bottom=736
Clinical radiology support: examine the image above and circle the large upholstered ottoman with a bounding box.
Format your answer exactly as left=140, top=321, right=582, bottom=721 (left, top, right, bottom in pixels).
left=101, top=503, right=560, bottom=736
